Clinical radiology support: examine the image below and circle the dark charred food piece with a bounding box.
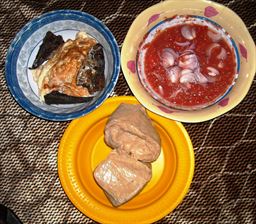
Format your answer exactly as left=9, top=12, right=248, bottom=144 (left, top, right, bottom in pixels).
left=76, top=43, right=105, bottom=94
left=44, top=91, right=93, bottom=105
left=30, top=31, right=64, bottom=69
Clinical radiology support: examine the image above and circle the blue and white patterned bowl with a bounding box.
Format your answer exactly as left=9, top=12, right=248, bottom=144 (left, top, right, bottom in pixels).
left=5, top=10, right=120, bottom=121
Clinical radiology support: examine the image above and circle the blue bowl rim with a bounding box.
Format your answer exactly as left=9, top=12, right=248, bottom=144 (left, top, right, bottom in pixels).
left=5, top=10, right=120, bottom=121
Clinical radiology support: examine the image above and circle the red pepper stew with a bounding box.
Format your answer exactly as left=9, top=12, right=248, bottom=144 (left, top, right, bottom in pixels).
left=143, top=23, right=237, bottom=109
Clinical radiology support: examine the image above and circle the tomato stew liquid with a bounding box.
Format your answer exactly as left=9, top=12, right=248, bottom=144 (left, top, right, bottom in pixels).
left=143, top=23, right=237, bottom=109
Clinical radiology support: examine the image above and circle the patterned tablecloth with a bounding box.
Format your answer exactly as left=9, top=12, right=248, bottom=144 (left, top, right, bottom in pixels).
left=0, top=0, right=255, bottom=223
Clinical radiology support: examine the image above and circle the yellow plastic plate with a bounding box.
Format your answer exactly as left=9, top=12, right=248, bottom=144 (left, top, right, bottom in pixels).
left=58, top=96, right=194, bottom=224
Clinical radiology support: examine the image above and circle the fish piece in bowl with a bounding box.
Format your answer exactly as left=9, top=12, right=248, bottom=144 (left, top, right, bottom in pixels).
left=76, top=43, right=105, bottom=94
left=30, top=31, right=64, bottom=69
left=30, top=31, right=105, bottom=104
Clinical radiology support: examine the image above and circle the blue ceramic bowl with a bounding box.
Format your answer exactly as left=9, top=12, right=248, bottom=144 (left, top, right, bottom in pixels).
left=5, top=10, right=120, bottom=121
